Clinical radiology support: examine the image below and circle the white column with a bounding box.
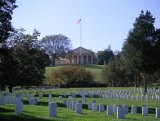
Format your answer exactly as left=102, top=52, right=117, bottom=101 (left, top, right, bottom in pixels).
left=81, top=55, right=83, bottom=64
left=91, top=54, right=93, bottom=64
left=86, top=55, right=88, bottom=64
left=77, top=55, right=79, bottom=64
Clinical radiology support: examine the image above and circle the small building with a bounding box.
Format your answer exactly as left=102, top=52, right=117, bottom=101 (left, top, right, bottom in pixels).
left=68, top=47, right=94, bottom=64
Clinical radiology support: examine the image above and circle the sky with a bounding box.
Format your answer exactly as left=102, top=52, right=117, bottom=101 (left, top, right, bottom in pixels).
left=12, top=0, right=160, bottom=52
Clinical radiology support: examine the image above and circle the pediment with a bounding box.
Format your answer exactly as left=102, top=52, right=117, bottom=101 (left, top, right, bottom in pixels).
left=72, top=47, right=93, bottom=54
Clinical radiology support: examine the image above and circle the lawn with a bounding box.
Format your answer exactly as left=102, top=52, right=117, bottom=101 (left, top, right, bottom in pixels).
left=45, top=65, right=105, bottom=82
left=0, top=88, right=160, bottom=121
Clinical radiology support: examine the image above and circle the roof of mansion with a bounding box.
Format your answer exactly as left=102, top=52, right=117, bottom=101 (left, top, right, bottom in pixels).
left=71, top=47, right=94, bottom=54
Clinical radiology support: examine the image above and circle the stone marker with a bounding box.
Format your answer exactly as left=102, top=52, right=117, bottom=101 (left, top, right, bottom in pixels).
left=75, top=103, right=82, bottom=114
left=88, top=102, right=92, bottom=110
left=117, top=106, right=125, bottom=119
left=29, top=98, right=37, bottom=105
left=122, top=104, right=128, bottom=114
left=113, top=104, right=117, bottom=113
left=107, top=105, right=113, bottom=115
left=99, top=104, right=104, bottom=112
left=49, top=102, right=57, bottom=117
left=142, top=107, right=148, bottom=116
left=92, top=103, right=98, bottom=111
left=15, top=101, right=23, bottom=115
left=131, top=105, right=137, bottom=114
left=156, top=108, right=160, bottom=118
left=0, top=97, right=5, bottom=105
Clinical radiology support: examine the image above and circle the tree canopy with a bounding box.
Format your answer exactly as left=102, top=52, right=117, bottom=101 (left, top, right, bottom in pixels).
left=0, top=0, right=17, bottom=43
left=40, top=34, right=72, bottom=65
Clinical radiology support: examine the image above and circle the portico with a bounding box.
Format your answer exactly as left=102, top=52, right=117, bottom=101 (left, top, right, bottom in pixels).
left=69, top=47, right=94, bottom=64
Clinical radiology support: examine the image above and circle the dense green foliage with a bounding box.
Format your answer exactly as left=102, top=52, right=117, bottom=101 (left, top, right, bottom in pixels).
left=48, top=66, right=94, bottom=86
left=0, top=29, right=50, bottom=92
left=45, top=65, right=104, bottom=83
left=97, top=46, right=114, bottom=65
left=102, top=11, right=160, bottom=89
left=0, top=0, right=17, bottom=43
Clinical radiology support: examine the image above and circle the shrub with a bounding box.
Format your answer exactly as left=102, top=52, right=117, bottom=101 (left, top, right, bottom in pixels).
left=48, top=66, right=94, bottom=85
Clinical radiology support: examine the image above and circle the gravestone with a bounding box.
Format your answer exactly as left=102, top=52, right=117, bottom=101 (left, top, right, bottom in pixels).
left=156, top=108, right=160, bottom=118
left=49, top=102, right=57, bottom=117
left=99, top=104, right=104, bottom=112
left=88, top=102, right=92, bottom=110
left=117, top=106, right=125, bottom=119
left=0, top=97, right=5, bottom=105
left=131, top=105, right=137, bottom=114
left=29, top=98, right=37, bottom=105
left=59, top=96, right=62, bottom=100
left=92, top=103, right=98, bottom=111
left=122, top=104, right=128, bottom=114
left=113, top=104, right=117, bottom=113
left=142, top=107, right=148, bottom=116
left=63, top=100, right=67, bottom=106
left=107, top=105, right=113, bottom=115
left=15, top=101, right=23, bottom=115
left=75, top=103, right=82, bottom=114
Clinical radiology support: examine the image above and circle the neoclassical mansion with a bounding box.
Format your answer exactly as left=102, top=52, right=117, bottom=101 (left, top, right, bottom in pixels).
left=56, top=47, right=94, bottom=65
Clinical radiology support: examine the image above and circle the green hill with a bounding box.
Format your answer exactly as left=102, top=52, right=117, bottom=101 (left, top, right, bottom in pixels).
left=45, top=64, right=105, bottom=82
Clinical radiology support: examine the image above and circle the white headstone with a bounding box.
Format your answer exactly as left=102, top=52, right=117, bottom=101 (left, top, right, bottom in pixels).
left=99, top=104, right=104, bottom=112
left=156, top=108, right=160, bottom=118
left=92, top=103, right=98, bottom=111
left=59, top=96, right=62, bottom=100
left=75, top=103, right=82, bottom=114
left=122, top=104, right=128, bottom=114
left=69, top=101, right=72, bottom=110
left=117, top=106, right=125, bottom=119
left=113, top=104, right=118, bottom=113
left=107, top=105, right=113, bottom=115
left=15, top=101, right=23, bottom=115
left=88, top=102, right=92, bottom=110
left=142, top=107, right=148, bottom=116
left=0, top=97, right=5, bottom=105
left=63, top=100, right=67, bottom=106
left=131, top=105, right=137, bottom=114
left=49, top=102, right=57, bottom=117
left=29, top=98, right=37, bottom=105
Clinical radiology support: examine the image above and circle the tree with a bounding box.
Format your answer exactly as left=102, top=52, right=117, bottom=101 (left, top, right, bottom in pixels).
left=97, top=46, right=114, bottom=65
left=121, top=41, right=142, bottom=87
left=102, top=53, right=127, bottom=86
left=123, top=10, right=158, bottom=93
left=0, top=0, right=17, bottom=43
left=0, top=29, right=50, bottom=92
left=40, top=34, right=72, bottom=65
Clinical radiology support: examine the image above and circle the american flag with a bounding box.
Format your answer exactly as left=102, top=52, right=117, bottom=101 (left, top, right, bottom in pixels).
left=77, top=19, right=81, bottom=23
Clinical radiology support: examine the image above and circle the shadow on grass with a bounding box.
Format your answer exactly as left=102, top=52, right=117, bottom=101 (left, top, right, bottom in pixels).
left=0, top=107, right=15, bottom=112
left=128, top=106, right=155, bottom=114
left=36, top=101, right=65, bottom=108
left=0, top=113, right=52, bottom=121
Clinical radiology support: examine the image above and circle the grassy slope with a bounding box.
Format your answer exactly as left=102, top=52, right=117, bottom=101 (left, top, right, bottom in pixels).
left=0, top=88, right=160, bottom=121
left=45, top=65, right=105, bottom=82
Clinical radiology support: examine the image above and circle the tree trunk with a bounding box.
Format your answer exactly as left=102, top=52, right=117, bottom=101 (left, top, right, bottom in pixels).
left=8, top=85, right=13, bottom=93
left=135, top=73, right=138, bottom=87
left=144, top=73, right=147, bottom=94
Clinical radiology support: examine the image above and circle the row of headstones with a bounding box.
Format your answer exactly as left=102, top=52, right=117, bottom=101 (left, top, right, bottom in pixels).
left=13, top=99, right=160, bottom=119
left=63, top=99, right=160, bottom=119
left=0, top=96, right=22, bottom=105
left=72, top=88, right=160, bottom=101
left=103, top=94, right=160, bottom=101
left=74, top=88, right=160, bottom=97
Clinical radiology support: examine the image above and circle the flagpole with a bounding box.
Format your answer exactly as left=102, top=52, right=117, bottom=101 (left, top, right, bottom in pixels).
left=80, top=18, right=82, bottom=64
